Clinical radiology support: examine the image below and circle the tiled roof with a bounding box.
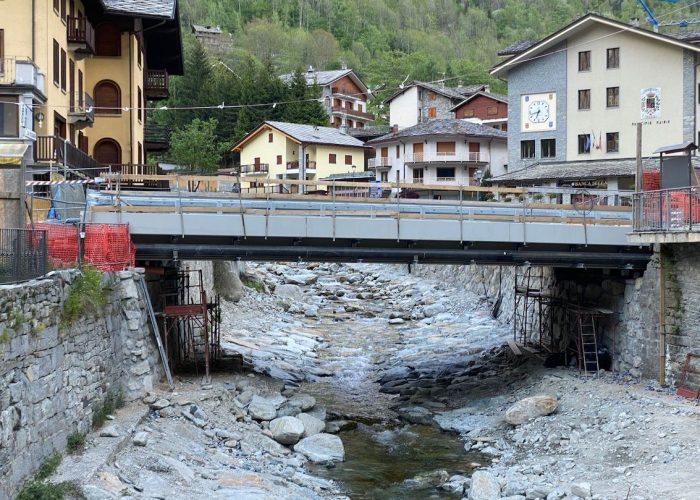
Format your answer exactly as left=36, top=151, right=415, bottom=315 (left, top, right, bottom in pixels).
left=192, top=24, right=223, bottom=34
left=451, top=91, right=508, bottom=111
left=665, top=30, right=700, bottom=42
left=266, top=121, right=366, bottom=147
left=100, top=0, right=176, bottom=19
left=484, top=158, right=700, bottom=185
left=280, top=69, right=353, bottom=86
left=384, top=81, right=489, bottom=104
left=366, top=119, right=506, bottom=145
left=497, top=39, right=539, bottom=56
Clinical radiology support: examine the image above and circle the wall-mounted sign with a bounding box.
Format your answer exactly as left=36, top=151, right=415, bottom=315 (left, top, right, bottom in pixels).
left=558, top=179, right=608, bottom=189
left=640, top=87, right=661, bottom=120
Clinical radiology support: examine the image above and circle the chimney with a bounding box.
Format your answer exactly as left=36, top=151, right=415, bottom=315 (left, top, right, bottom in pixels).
left=392, top=124, right=399, bottom=134
left=341, top=62, right=348, bottom=70
left=307, top=65, right=314, bottom=75
left=339, top=125, right=348, bottom=135
left=630, top=17, right=640, bottom=27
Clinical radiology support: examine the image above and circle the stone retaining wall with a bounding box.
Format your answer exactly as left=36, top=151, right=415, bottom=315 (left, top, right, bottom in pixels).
left=0, top=269, right=162, bottom=499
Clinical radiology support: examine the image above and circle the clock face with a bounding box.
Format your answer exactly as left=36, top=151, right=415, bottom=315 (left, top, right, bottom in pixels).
left=521, top=93, right=556, bottom=132
left=528, top=101, right=550, bottom=123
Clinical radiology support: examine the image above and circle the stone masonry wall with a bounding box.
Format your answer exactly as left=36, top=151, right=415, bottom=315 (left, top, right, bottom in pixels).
left=0, top=269, right=162, bottom=499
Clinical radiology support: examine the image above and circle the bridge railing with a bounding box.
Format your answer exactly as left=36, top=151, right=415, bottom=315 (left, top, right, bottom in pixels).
left=633, top=187, right=700, bottom=232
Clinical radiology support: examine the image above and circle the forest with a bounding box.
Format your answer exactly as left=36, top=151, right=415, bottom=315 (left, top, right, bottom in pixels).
left=157, top=0, right=700, bottom=169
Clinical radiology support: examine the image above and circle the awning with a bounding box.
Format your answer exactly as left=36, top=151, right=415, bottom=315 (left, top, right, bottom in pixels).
left=0, top=143, right=29, bottom=166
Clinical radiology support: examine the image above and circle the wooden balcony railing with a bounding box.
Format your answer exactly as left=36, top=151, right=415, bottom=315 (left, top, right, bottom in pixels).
left=67, top=16, right=95, bottom=55
left=34, top=135, right=100, bottom=174
left=145, top=69, right=169, bottom=99
left=240, top=163, right=269, bottom=174
left=331, top=105, right=375, bottom=121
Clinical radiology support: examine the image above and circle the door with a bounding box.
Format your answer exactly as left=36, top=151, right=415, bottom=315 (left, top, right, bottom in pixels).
left=53, top=113, right=66, bottom=138
left=94, top=139, right=121, bottom=165
left=412, top=168, right=424, bottom=183
left=412, top=143, right=423, bottom=162
left=380, top=147, right=388, bottom=166
left=468, top=142, right=480, bottom=161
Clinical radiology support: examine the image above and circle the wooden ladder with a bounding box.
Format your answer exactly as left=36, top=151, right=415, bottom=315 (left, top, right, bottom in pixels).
left=578, top=314, right=600, bottom=375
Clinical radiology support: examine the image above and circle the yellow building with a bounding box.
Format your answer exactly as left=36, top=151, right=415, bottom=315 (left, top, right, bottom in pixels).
left=0, top=0, right=183, bottom=226
left=231, top=121, right=368, bottom=192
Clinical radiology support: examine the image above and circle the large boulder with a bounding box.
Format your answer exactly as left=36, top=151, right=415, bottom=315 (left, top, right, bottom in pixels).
left=274, top=284, right=303, bottom=301
left=505, top=395, right=558, bottom=425
left=284, top=273, right=317, bottom=286
left=288, top=394, right=316, bottom=411
left=213, top=261, right=244, bottom=302
left=297, top=413, right=325, bottom=437
left=294, top=433, right=345, bottom=463
left=269, top=416, right=305, bottom=445
left=248, top=395, right=282, bottom=421
left=468, top=471, right=502, bottom=500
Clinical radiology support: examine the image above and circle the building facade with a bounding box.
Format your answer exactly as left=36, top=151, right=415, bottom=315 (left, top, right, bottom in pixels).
left=0, top=0, right=183, bottom=226
left=451, top=91, right=508, bottom=131
left=280, top=67, right=374, bottom=129
left=385, top=82, right=491, bottom=130
left=366, top=119, right=507, bottom=195
left=232, top=121, right=367, bottom=192
left=492, top=14, right=700, bottom=174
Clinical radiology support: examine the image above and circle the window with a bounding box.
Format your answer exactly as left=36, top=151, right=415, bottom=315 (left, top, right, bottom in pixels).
left=53, top=40, right=60, bottom=85
left=578, top=134, right=591, bottom=154
left=606, top=132, right=619, bottom=153
left=413, top=168, right=424, bottom=182
left=578, top=51, right=591, bottom=71
left=95, top=23, right=121, bottom=56
left=521, top=140, right=535, bottom=159
left=78, top=69, right=83, bottom=108
left=487, top=106, right=498, bottom=116
left=138, top=142, right=143, bottom=165
left=137, top=87, right=142, bottom=122
left=60, top=49, right=66, bottom=91
left=607, top=48, right=619, bottom=69
left=329, top=153, right=336, bottom=164
left=436, top=142, right=456, bottom=156
left=276, top=155, right=282, bottom=165
left=268, top=132, right=273, bottom=143
left=428, top=92, right=436, bottom=101
left=428, top=107, right=437, bottom=118
left=94, top=80, right=121, bottom=114
left=0, top=95, right=19, bottom=137
left=462, top=109, right=475, bottom=118
left=606, top=87, right=619, bottom=107
left=380, top=171, right=388, bottom=182
left=54, top=0, right=59, bottom=12
left=541, top=139, right=556, bottom=158
left=381, top=147, right=388, bottom=160
left=578, top=89, right=591, bottom=110
left=69, top=59, right=75, bottom=110
left=345, top=154, right=352, bottom=165
left=137, top=36, right=142, bottom=67
left=93, top=138, right=122, bottom=164
left=396, top=145, right=400, bottom=158
left=436, top=167, right=455, bottom=180
left=61, top=0, right=66, bottom=20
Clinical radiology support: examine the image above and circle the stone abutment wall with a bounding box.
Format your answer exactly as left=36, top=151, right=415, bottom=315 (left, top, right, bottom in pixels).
left=0, top=269, right=162, bottom=499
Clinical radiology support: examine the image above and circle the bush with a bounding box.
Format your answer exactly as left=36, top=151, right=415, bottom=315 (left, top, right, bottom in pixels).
left=60, top=267, right=109, bottom=329
left=92, top=391, right=124, bottom=429
left=16, top=480, right=83, bottom=500
left=66, top=432, right=85, bottom=454
left=241, top=275, right=264, bottom=293
left=35, top=452, right=62, bottom=481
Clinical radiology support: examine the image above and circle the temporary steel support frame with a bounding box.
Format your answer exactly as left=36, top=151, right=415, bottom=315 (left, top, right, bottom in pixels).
left=513, top=266, right=558, bottom=351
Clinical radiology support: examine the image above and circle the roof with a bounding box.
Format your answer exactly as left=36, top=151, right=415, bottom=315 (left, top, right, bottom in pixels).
left=497, top=39, right=539, bottom=56
left=192, top=24, right=223, bottom=34
left=279, top=68, right=371, bottom=96
left=320, top=171, right=376, bottom=181
left=491, top=13, right=700, bottom=78
left=100, top=0, right=176, bottom=19
left=450, top=91, right=508, bottom=112
left=366, top=119, right=506, bottom=145
left=384, top=81, right=489, bottom=105
left=232, top=121, right=367, bottom=151
left=666, top=30, right=700, bottom=42
left=654, top=141, right=697, bottom=154
left=487, top=158, right=648, bottom=185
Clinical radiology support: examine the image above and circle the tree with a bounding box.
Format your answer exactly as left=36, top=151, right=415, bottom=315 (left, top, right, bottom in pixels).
left=280, top=69, right=329, bottom=125
left=169, top=118, right=224, bottom=173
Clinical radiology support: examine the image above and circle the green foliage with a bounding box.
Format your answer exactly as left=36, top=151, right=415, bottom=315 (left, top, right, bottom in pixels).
left=241, top=275, right=265, bottom=293
left=92, top=391, right=124, bottom=429
left=16, top=480, right=83, bottom=500
left=60, top=267, right=108, bottom=329
left=169, top=118, right=227, bottom=173
left=36, top=452, right=62, bottom=481
left=66, top=432, right=86, bottom=454
left=0, top=328, right=10, bottom=344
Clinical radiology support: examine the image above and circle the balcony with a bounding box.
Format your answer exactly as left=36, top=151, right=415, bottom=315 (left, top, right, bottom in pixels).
left=404, top=151, right=489, bottom=164
left=0, top=58, right=46, bottom=99
left=240, top=163, right=269, bottom=175
left=331, top=105, right=375, bottom=122
left=145, top=123, right=172, bottom=152
left=286, top=160, right=316, bottom=171
left=68, top=92, right=95, bottom=127
left=368, top=157, right=391, bottom=169
left=67, top=16, right=95, bottom=56
left=145, top=69, right=169, bottom=100
left=34, top=135, right=100, bottom=175
left=631, top=187, right=700, bottom=244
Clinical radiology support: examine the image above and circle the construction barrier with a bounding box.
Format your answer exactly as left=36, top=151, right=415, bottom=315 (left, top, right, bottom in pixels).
left=643, top=171, right=660, bottom=191
left=26, top=222, right=134, bottom=272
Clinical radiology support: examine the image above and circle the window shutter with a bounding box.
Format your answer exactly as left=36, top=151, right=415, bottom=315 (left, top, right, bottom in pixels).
left=94, top=81, right=121, bottom=114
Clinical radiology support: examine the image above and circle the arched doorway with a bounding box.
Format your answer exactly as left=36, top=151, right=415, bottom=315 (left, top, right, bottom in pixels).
left=94, top=138, right=122, bottom=165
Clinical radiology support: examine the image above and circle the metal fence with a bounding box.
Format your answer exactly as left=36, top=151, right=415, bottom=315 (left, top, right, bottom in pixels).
left=633, top=187, right=700, bottom=232
left=0, top=228, right=48, bottom=284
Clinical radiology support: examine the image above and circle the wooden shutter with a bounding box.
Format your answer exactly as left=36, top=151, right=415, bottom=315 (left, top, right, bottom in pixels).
left=60, top=49, right=66, bottom=91
left=95, top=24, right=121, bottom=56
left=329, top=154, right=336, bottom=164
left=53, top=40, right=60, bottom=85
left=69, top=59, right=75, bottom=110
left=412, top=143, right=423, bottom=154
left=94, top=81, right=120, bottom=114
left=381, top=147, right=388, bottom=159
left=137, top=87, right=142, bottom=121
left=94, top=139, right=121, bottom=164
left=345, top=154, right=352, bottom=165
left=436, top=142, right=456, bottom=155
left=0, top=30, right=4, bottom=74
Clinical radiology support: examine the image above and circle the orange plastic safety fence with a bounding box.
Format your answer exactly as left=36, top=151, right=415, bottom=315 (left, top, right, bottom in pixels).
left=83, top=223, right=135, bottom=271
left=31, top=222, right=79, bottom=269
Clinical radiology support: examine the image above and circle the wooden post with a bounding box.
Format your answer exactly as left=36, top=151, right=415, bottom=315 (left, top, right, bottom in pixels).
left=659, top=244, right=666, bottom=386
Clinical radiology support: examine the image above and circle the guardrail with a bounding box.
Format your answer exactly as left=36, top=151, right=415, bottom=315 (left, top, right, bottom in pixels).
left=331, top=105, right=375, bottom=121
left=633, top=187, right=700, bottom=232
left=67, top=16, right=95, bottom=54
left=286, top=161, right=316, bottom=170
left=0, top=228, right=48, bottom=284
left=240, top=164, right=269, bottom=174
left=0, top=57, right=45, bottom=94
left=35, top=135, right=100, bottom=174
left=145, top=69, right=169, bottom=99
left=405, top=152, right=487, bottom=163
left=368, top=157, right=391, bottom=169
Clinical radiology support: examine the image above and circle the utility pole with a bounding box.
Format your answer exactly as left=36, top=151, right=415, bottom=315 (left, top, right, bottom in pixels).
left=635, top=123, right=643, bottom=192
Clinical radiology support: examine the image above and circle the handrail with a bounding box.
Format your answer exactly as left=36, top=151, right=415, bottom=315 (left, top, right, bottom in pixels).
left=633, top=186, right=700, bottom=232
left=67, top=16, right=95, bottom=54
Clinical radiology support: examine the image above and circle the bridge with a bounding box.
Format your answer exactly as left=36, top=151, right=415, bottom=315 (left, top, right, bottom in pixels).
left=85, top=174, right=651, bottom=269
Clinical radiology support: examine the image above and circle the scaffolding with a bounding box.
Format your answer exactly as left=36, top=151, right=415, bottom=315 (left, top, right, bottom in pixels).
left=160, top=269, right=221, bottom=378
left=513, top=266, right=559, bottom=351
